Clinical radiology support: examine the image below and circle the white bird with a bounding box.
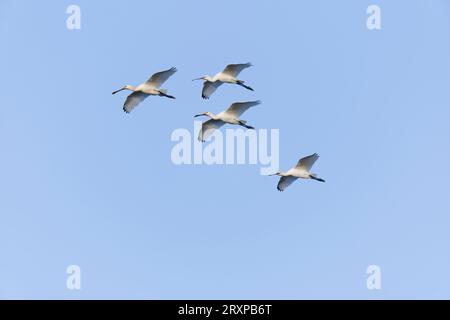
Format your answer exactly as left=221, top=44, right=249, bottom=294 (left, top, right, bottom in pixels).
left=112, top=67, right=177, bottom=113
left=194, top=100, right=261, bottom=142
left=193, top=63, right=254, bottom=99
left=270, top=154, right=325, bottom=191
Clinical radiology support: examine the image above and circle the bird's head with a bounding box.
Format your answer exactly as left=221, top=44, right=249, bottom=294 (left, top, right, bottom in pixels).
left=192, top=76, right=208, bottom=82
left=194, top=111, right=214, bottom=118
left=112, top=85, right=134, bottom=95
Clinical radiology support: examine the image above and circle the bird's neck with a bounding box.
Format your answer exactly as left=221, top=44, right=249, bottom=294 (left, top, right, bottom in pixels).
left=207, top=113, right=217, bottom=120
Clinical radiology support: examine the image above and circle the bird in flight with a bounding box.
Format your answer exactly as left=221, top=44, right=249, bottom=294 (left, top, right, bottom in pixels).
left=112, top=67, right=177, bottom=113
left=270, top=153, right=325, bottom=191
left=194, top=100, right=261, bottom=142
left=193, top=63, right=254, bottom=99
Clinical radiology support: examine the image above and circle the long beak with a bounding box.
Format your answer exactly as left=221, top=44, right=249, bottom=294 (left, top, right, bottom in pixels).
left=194, top=113, right=205, bottom=118
left=192, top=77, right=203, bottom=81
left=112, top=87, right=126, bottom=95
left=267, top=172, right=280, bottom=176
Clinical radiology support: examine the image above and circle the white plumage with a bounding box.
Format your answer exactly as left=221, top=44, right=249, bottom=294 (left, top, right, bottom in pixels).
left=194, top=100, right=261, bottom=142
left=112, top=67, right=177, bottom=113
left=270, top=153, right=325, bottom=191
left=193, top=63, right=254, bottom=99
left=111, top=64, right=325, bottom=193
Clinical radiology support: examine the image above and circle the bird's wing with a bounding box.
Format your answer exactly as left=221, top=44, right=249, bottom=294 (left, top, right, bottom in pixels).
left=198, top=119, right=225, bottom=142
left=222, top=63, right=252, bottom=77
left=277, top=176, right=298, bottom=192
left=225, top=100, right=261, bottom=118
left=202, top=81, right=223, bottom=99
left=146, top=67, right=177, bottom=88
left=296, top=153, right=320, bottom=171
left=123, top=91, right=149, bottom=113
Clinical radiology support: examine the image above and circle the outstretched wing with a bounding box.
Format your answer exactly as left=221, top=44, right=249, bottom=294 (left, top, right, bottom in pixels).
left=296, top=153, right=320, bottom=171
left=146, top=67, right=177, bottom=88
left=277, top=176, right=298, bottom=192
left=198, top=119, right=225, bottom=142
left=123, top=91, right=149, bottom=113
left=225, top=100, right=261, bottom=118
left=202, top=81, right=222, bottom=99
left=222, top=63, right=252, bottom=77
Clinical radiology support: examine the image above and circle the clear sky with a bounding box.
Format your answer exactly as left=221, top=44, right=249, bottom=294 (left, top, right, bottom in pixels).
left=1, top=0, right=449, bottom=299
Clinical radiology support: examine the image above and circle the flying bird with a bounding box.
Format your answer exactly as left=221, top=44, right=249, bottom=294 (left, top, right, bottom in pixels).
left=270, top=154, right=325, bottom=192
left=194, top=100, right=261, bottom=142
left=193, top=63, right=254, bottom=99
left=112, top=67, right=177, bottom=113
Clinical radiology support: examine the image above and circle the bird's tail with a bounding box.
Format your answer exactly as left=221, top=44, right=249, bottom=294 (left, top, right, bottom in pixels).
left=310, top=174, right=325, bottom=183
left=158, top=89, right=176, bottom=99
left=236, top=80, right=254, bottom=91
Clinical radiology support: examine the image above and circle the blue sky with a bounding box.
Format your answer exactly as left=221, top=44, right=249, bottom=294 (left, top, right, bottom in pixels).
left=1, top=0, right=449, bottom=299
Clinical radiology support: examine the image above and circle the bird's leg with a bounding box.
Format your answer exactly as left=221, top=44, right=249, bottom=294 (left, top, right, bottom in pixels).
left=236, top=80, right=254, bottom=91
left=158, top=90, right=176, bottom=99
left=238, top=120, right=255, bottom=130
left=309, top=175, right=325, bottom=183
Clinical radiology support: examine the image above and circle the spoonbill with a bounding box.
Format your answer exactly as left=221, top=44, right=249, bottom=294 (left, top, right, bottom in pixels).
left=194, top=100, right=261, bottom=142
left=270, top=153, right=325, bottom=191
left=112, top=67, right=177, bottom=113
left=193, top=63, right=254, bottom=99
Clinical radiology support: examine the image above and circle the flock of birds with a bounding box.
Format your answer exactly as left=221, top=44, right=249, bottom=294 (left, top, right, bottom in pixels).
left=112, top=63, right=325, bottom=191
